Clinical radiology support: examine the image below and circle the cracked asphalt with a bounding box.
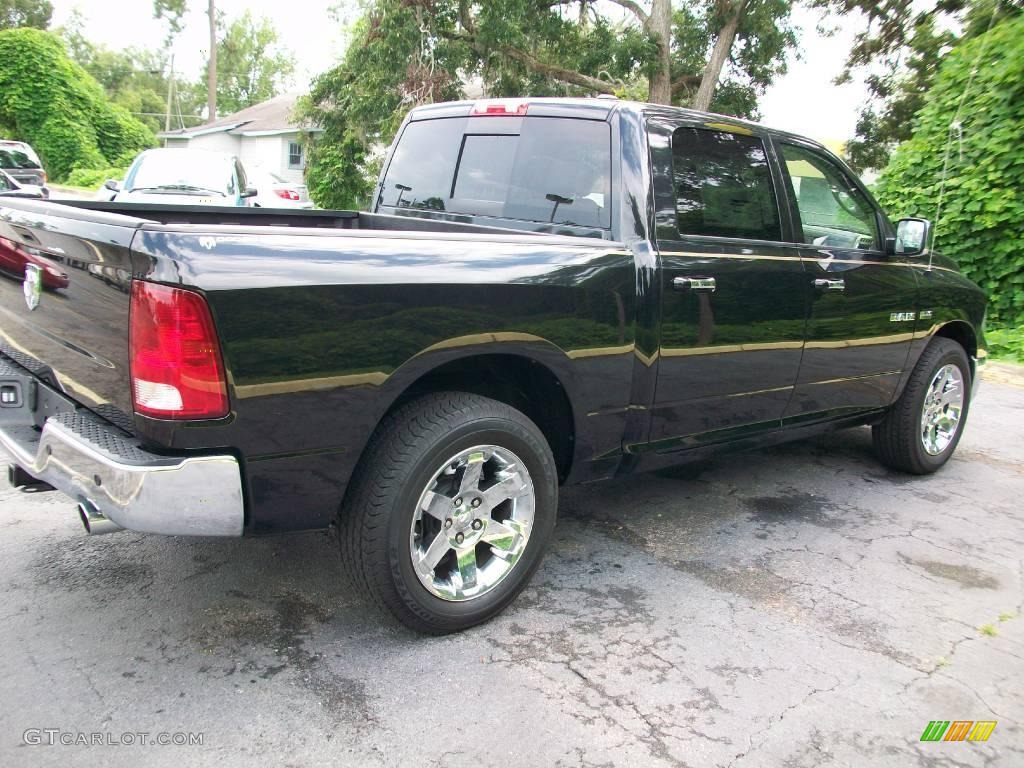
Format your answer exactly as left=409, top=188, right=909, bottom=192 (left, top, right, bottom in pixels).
left=1, top=373, right=1022, bottom=767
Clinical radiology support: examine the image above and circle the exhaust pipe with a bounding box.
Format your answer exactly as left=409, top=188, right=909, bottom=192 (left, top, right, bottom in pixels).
left=7, top=464, right=55, bottom=492
left=77, top=499, right=122, bottom=535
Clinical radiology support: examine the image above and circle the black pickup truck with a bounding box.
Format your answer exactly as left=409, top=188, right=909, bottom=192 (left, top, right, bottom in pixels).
left=0, top=98, right=986, bottom=633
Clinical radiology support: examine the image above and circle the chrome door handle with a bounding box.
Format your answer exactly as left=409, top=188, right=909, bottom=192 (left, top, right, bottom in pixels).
left=673, top=276, right=716, bottom=292
left=813, top=278, right=846, bottom=292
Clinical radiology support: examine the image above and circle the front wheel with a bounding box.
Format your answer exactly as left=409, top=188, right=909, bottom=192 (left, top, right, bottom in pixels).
left=338, top=392, right=558, bottom=634
left=873, top=337, right=972, bottom=474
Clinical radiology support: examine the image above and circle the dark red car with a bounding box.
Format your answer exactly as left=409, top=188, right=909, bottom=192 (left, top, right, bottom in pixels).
left=0, top=235, right=69, bottom=290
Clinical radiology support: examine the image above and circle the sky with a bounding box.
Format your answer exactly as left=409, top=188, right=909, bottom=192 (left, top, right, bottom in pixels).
left=49, top=0, right=871, bottom=145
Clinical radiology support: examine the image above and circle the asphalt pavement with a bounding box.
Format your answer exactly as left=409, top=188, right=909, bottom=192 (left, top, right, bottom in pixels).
left=1, top=371, right=1021, bottom=767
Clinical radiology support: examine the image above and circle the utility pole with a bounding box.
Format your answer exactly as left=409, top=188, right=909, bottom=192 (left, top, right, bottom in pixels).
left=164, top=53, right=175, bottom=144
left=207, top=0, right=217, bottom=122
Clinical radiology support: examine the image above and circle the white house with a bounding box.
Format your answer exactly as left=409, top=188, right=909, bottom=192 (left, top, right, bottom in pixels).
left=157, top=94, right=321, bottom=184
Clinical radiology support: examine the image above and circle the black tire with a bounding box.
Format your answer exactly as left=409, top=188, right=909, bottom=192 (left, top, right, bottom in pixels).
left=873, top=337, right=972, bottom=474
left=338, top=392, right=558, bottom=634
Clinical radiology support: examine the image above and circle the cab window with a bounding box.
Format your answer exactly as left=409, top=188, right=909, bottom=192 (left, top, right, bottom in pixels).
left=670, top=128, right=781, bottom=241
left=780, top=143, right=880, bottom=250
left=380, top=116, right=612, bottom=229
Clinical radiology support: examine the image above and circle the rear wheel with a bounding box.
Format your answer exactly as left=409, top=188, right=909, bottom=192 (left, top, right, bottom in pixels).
left=339, top=392, right=558, bottom=633
left=873, top=337, right=972, bottom=474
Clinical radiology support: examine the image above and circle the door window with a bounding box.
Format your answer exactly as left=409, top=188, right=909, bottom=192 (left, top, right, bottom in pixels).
left=780, top=144, right=880, bottom=250
left=670, top=128, right=781, bottom=241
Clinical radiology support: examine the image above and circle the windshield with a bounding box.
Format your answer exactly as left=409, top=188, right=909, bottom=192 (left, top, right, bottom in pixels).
left=125, top=152, right=234, bottom=195
left=0, top=146, right=42, bottom=169
left=380, top=116, right=612, bottom=229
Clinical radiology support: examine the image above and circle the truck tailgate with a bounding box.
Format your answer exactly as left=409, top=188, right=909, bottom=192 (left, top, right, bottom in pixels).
left=0, top=200, right=148, bottom=431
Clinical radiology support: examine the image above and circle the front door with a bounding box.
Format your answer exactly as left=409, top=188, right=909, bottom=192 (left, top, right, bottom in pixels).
left=775, top=139, right=919, bottom=423
left=646, top=121, right=806, bottom=451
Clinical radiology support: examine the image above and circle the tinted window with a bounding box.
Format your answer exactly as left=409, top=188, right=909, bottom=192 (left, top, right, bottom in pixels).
left=670, top=128, right=781, bottom=241
left=781, top=143, right=879, bottom=250
left=381, top=116, right=611, bottom=228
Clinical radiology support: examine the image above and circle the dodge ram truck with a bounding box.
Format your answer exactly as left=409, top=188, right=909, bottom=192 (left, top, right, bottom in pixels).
left=0, top=98, right=986, bottom=633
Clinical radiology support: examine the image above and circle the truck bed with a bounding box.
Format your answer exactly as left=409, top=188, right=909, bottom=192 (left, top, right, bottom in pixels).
left=0, top=197, right=618, bottom=438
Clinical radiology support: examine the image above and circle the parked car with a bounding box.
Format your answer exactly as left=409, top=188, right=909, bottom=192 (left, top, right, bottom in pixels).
left=0, top=140, right=48, bottom=194
left=105, top=148, right=257, bottom=206
left=0, top=169, right=46, bottom=199
left=0, top=98, right=986, bottom=634
left=0, top=235, right=68, bottom=290
left=247, top=165, right=314, bottom=209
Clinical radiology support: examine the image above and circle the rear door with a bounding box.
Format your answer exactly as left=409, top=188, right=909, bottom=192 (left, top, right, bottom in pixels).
left=774, top=139, right=918, bottom=423
left=646, top=119, right=806, bottom=450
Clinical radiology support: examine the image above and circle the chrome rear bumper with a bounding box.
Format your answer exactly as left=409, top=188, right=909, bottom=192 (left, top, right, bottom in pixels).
left=1, top=356, right=243, bottom=536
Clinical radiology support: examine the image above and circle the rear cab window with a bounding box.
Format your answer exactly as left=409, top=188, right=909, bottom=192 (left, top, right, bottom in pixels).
left=379, top=115, right=612, bottom=230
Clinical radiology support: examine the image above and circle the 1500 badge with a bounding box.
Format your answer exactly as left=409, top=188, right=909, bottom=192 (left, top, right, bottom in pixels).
left=23, top=264, right=42, bottom=311
left=890, top=311, right=916, bottom=322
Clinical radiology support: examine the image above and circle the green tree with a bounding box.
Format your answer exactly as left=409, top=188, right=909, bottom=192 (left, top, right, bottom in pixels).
left=0, top=27, right=154, bottom=179
left=59, top=12, right=204, bottom=134
left=0, top=0, right=51, bottom=30
left=214, top=11, right=295, bottom=115
left=303, top=0, right=798, bottom=209
left=152, top=0, right=219, bottom=121
left=812, top=0, right=1023, bottom=171
left=152, top=0, right=187, bottom=43
left=874, top=15, right=1024, bottom=325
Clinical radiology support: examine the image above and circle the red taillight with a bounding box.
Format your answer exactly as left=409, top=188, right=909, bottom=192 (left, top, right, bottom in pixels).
left=129, top=281, right=228, bottom=420
left=274, top=188, right=300, bottom=200
left=470, top=99, right=529, bottom=117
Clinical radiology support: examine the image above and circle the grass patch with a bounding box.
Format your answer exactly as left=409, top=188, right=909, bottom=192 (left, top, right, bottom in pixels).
left=998, top=611, right=1017, bottom=622
left=978, top=623, right=998, bottom=637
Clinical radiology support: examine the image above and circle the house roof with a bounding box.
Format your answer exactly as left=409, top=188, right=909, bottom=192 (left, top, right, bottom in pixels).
left=157, top=93, right=321, bottom=139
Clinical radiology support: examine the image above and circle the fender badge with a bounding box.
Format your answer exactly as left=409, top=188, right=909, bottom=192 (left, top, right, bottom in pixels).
left=889, top=311, right=916, bottom=322
left=23, top=264, right=42, bottom=311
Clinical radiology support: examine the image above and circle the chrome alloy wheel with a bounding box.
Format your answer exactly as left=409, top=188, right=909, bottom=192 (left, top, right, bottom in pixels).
left=409, top=445, right=535, bottom=601
left=920, top=363, right=965, bottom=456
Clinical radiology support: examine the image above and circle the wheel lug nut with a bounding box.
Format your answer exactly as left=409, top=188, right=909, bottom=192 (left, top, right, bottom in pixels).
left=455, top=532, right=464, bottom=544
left=444, top=518, right=453, bottom=529
left=471, top=498, right=481, bottom=508
left=454, top=497, right=463, bottom=507
left=472, top=519, right=483, bottom=530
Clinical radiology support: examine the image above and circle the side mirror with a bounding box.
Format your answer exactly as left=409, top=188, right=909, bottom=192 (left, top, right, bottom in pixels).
left=890, top=217, right=931, bottom=256
left=103, top=179, right=122, bottom=192
left=240, top=186, right=258, bottom=199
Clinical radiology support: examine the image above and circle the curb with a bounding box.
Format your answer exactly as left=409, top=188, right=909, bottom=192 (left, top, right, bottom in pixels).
left=982, top=360, right=1024, bottom=388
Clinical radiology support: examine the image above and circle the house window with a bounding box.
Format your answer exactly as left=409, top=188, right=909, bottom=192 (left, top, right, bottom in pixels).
left=288, top=141, right=304, bottom=170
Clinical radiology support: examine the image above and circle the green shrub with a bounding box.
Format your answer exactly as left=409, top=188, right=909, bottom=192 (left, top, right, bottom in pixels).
left=65, top=166, right=129, bottom=189
left=0, top=28, right=154, bottom=181
left=987, top=326, right=1024, bottom=363
left=874, top=16, right=1024, bottom=327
